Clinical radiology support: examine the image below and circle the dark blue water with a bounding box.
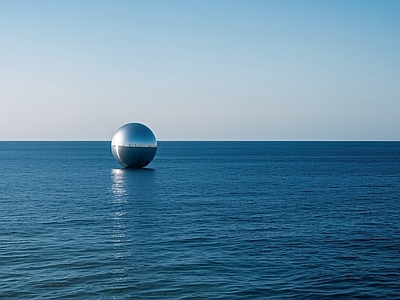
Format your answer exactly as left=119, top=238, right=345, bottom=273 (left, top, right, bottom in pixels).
left=1, top=142, right=399, bottom=299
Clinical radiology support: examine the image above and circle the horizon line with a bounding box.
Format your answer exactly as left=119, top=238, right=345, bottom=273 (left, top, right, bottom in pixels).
left=1, top=140, right=399, bottom=142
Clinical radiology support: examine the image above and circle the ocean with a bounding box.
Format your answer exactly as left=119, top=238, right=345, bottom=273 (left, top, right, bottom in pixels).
left=0, top=141, right=399, bottom=299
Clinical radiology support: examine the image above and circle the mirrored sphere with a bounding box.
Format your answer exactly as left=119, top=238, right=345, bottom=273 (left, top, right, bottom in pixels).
left=111, top=123, right=157, bottom=168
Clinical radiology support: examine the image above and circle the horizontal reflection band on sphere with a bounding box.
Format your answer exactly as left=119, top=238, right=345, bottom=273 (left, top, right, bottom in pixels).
left=111, top=123, right=157, bottom=168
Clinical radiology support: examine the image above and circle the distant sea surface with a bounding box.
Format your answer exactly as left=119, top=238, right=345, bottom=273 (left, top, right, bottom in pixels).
left=1, top=141, right=399, bottom=299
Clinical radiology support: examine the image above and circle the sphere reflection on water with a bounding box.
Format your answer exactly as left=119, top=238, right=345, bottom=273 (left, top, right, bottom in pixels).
left=111, top=123, right=157, bottom=168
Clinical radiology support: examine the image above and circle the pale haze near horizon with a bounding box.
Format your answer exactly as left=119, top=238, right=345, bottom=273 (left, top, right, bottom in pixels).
left=1, top=0, right=399, bottom=141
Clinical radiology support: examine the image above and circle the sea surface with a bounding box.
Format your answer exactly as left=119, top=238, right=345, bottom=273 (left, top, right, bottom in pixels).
left=0, top=141, right=399, bottom=299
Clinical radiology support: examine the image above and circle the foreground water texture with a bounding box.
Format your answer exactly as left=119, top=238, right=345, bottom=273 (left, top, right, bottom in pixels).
left=1, top=142, right=399, bottom=299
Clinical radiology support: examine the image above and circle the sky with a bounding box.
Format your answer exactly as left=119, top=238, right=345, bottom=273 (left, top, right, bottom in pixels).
left=1, top=0, right=399, bottom=141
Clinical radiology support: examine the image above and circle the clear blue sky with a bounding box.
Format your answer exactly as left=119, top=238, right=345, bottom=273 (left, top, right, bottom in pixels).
left=1, top=0, right=399, bottom=140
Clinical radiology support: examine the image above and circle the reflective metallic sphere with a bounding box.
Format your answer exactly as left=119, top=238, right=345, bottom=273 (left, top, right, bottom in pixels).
left=111, top=123, right=157, bottom=168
